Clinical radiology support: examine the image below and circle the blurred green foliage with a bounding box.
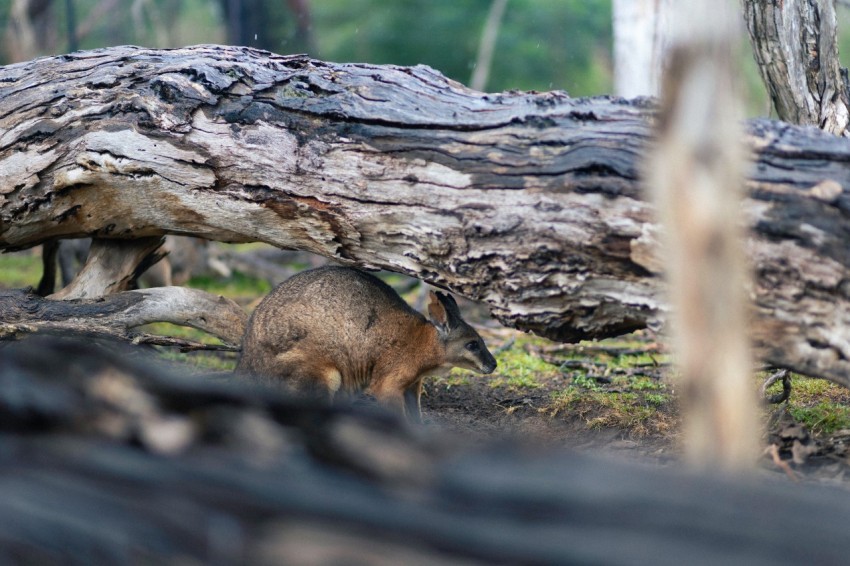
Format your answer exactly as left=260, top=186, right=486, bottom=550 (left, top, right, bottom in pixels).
left=312, top=0, right=612, bottom=95
left=8, top=1, right=850, bottom=116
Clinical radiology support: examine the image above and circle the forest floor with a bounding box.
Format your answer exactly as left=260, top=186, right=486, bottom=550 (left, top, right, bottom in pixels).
left=4, top=245, right=850, bottom=489
left=424, top=324, right=850, bottom=489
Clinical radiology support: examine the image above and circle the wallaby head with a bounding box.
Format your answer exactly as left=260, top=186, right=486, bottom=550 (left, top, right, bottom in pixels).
left=427, top=291, right=497, bottom=374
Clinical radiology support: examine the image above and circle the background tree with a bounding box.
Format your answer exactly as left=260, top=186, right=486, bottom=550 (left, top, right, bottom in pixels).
left=744, top=0, right=850, bottom=135
left=612, top=0, right=670, bottom=98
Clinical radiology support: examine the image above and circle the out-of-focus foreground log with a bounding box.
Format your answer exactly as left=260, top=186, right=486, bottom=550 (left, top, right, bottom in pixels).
left=4, top=46, right=850, bottom=386
left=0, top=337, right=848, bottom=565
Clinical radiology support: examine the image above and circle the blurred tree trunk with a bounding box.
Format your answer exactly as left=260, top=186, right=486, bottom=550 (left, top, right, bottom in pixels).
left=612, top=0, right=672, bottom=97
left=744, top=0, right=850, bottom=135
left=5, top=46, right=850, bottom=389
left=222, top=0, right=271, bottom=49
left=470, top=0, right=509, bottom=91
left=4, top=0, right=57, bottom=62
left=650, top=0, right=758, bottom=470
left=286, top=0, right=316, bottom=55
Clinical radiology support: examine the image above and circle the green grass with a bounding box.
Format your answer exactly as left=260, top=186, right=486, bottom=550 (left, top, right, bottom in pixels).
left=0, top=253, right=42, bottom=288
left=548, top=384, right=676, bottom=437
left=788, top=402, right=850, bottom=436
left=761, top=373, right=850, bottom=436
left=185, top=270, right=272, bottom=304
left=485, top=339, right=560, bottom=391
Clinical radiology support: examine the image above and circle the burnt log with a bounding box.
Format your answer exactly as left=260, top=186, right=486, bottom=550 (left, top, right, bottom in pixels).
left=3, top=46, right=850, bottom=385
left=0, top=337, right=848, bottom=565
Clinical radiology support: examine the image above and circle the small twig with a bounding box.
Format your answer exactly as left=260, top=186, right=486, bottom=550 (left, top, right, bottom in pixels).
left=132, top=333, right=241, bottom=353
left=494, top=337, right=516, bottom=354
left=761, top=369, right=791, bottom=404
left=765, top=443, right=799, bottom=482
left=540, top=344, right=664, bottom=357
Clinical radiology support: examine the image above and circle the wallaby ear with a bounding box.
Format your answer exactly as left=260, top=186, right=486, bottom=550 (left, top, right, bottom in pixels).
left=436, top=291, right=462, bottom=327
left=428, top=291, right=449, bottom=332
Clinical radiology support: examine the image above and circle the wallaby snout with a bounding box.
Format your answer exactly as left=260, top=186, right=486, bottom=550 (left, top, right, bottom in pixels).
left=237, top=266, right=497, bottom=422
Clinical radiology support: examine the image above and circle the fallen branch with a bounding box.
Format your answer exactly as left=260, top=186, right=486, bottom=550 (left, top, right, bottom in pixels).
left=0, top=287, right=248, bottom=346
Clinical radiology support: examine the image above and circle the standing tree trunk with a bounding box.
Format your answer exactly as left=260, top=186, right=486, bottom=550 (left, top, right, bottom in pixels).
left=744, top=0, right=850, bottom=134
left=5, top=47, right=850, bottom=390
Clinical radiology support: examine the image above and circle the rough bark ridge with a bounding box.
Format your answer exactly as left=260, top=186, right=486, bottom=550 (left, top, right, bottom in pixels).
left=3, top=45, right=850, bottom=387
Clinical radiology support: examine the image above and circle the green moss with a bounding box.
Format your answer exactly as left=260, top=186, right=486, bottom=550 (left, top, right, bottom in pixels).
left=489, top=373, right=541, bottom=390
left=629, top=377, right=666, bottom=391
left=643, top=393, right=669, bottom=407
left=571, top=373, right=603, bottom=391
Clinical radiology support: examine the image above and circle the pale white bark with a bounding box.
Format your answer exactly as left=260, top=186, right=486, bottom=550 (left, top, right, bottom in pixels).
left=613, top=0, right=672, bottom=98
left=49, top=237, right=165, bottom=300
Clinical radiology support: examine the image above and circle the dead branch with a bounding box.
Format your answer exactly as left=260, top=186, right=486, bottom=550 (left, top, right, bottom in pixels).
left=0, top=286, right=247, bottom=346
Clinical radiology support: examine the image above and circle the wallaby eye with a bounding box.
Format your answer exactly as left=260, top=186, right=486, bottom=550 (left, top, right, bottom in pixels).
left=465, top=341, right=479, bottom=352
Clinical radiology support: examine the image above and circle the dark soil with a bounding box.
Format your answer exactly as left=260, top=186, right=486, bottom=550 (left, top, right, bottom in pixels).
left=422, top=371, right=676, bottom=463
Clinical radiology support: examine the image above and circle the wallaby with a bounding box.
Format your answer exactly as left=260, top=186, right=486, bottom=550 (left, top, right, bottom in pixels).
left=237, top=265, right=497, bottom=421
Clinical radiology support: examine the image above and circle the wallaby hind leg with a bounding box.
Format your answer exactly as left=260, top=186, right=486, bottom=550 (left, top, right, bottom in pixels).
left=403, top=379, right=423, bottom=424
left=258, top=351, right=342, bottom=402
left=365, top=382, right=406, bottom=418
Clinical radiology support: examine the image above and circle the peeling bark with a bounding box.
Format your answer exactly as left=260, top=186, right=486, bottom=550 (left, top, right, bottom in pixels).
left=3, top=46, right=850, bottom=387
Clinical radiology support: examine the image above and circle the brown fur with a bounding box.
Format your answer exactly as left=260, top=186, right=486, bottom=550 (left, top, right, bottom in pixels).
left=237, top=266, right=496, bottom=421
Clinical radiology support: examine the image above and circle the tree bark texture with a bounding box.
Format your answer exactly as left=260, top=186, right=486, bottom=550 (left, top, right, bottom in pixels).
left=3, top=46, right=850, bottom=386
left=743, top=0, right=850, bottom=134
left=1, top=337, right=849, bottom=565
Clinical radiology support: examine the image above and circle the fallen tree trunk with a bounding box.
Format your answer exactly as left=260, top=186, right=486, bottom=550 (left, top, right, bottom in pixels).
left=3, top=46, right=850, bottom=385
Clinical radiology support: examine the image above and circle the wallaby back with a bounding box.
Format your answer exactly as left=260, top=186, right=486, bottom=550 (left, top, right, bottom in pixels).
left=237, top=266, right=496, bottom=420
